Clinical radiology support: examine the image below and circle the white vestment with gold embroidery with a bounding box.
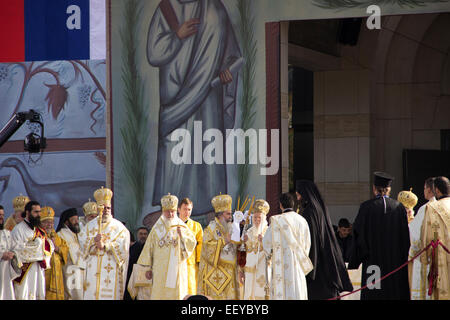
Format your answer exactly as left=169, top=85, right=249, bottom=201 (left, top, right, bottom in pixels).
left=408, top=198, right=434, bottom=300
left=0, top=229, right=21, bottom=300
left=243, top=224, right=270, bottom=300
left=78, top=217, right=130, bottom=300
left=58, top=227, right=86, bottom=300
left=263, top=211, right=312, bottom=300
left=11, top=221, right=54, bottom=300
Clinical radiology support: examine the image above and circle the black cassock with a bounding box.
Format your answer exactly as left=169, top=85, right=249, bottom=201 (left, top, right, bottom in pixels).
left=124, top=241, right=144, bottom=300
left=303, top=205, right=354, bottom=299
left=348, top=196, right=410, bottom=300
left=296, top=180, right=353, bottom=300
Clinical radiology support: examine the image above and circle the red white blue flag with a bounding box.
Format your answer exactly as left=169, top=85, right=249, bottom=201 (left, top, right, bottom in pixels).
left=0, top=0, right=105, bottom=62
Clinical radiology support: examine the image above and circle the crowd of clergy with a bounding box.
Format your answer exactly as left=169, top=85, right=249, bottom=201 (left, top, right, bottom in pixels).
left=0, top=173, right=449, bottom=300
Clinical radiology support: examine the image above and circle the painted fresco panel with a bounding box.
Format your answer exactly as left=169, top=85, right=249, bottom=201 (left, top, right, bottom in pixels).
left=0, top=59, right=107, bottom=221
left=109, top=0, right=450, bottom=232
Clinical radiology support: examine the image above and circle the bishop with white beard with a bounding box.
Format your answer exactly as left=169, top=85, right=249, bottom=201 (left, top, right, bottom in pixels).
left=242, top=199, right=271, bottom=300
left=78, top=187, right=130, bottom=300
left=136, top=193, right=196, bottom=300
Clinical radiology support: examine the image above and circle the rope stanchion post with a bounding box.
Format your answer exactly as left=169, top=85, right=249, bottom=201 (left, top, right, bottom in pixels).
left=432, top=222, right=439, bottom=300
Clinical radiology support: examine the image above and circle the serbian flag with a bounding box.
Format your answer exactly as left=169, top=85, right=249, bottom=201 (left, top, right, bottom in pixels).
left=0, top=0, right=105, bottom=62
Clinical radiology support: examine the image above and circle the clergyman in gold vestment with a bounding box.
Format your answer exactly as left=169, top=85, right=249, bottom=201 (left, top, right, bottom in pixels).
left=177, top=198, right=203, bottom=295
left=40, top=207, right=69, bottom=300
left=137, top=194, right=196, bottom=300
left=197, top=194, right=239, bottom=300
left=4, top=194, right=29, bottom=231
left=419, top=176, right=450, bottom=300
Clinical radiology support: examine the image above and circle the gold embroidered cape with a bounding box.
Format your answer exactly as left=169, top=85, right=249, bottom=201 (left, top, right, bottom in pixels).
left=137, top=215, right=196, bottom=300
left=420, top=197, right=450, bottom=300
left=197, top=218, right=239, bottom=300
left=45, top=231, right=69, bottom=300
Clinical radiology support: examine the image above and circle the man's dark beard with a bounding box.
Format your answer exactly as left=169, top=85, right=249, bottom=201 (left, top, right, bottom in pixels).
left=29, top=215, right=41, bottom=228
left=67, top=222, right=81, bottom=234
left=0, top=222, right=3, bottom=230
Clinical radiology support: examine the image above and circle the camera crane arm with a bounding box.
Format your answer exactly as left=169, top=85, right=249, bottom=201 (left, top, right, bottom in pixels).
left=0, top=110, right=46, bottom=151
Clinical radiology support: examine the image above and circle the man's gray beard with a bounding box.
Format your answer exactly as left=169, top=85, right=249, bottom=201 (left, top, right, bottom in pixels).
left=219, top=219, right=231, bottom=233
left=101, top=213, right=112, bottom=223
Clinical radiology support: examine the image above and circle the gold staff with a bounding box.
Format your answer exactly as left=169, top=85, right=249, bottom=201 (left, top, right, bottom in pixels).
left=94, top=204, right=105, bottom=300
left=264, top=254, right=270, bottom=300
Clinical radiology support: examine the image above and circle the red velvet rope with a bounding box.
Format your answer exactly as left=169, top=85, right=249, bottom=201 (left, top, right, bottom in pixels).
left=427, top=240, right=450, bottom=296
left=327, top=239, right=449, bottom=300
left=439, top=240, right=450, bottom=254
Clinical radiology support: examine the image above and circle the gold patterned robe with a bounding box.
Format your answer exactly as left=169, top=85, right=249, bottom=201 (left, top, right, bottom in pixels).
left=137, top=215, right=196, bottom=300
left=420, top=197, right=450, bottom=300
left=4, top=216, right=18, bottom=231
left=45, top=231, right=69, bottom=300
left=185, top=218, right=203, bottom=295
left=197, top=218, right=239, bottom=300
left=78, top=217, right=130, bottom=300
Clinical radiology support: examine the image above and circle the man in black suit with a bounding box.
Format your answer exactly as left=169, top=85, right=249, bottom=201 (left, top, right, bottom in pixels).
left=124, top=227, right=149, bottom=300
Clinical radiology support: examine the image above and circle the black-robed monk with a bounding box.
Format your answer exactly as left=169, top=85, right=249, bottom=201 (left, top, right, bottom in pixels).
left=296, top=180, right=353, bottom=300
left=348, top=172, right=410, bottom=300
left=124, top=227, right=149, bottom=300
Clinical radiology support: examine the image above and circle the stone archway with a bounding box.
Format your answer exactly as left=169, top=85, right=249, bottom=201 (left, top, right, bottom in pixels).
left=371, top=13, right=450, bottom=197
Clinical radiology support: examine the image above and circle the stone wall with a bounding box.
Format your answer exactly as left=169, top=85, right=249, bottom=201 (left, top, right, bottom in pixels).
left=285, top=13, right=450, bottom=224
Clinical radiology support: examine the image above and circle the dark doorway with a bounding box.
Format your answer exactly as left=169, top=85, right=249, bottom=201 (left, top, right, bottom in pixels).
left=403, top=149, right=450, bottom=209
left=289, top=66, right=314, bottom=192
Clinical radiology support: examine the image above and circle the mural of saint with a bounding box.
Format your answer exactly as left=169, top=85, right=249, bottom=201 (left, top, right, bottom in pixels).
left=147, top=0, right=242, bottom=216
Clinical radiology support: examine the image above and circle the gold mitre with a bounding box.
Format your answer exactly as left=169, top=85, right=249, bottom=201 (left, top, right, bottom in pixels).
left=398, top=188, right=418, bottom=209
left=253, top=199, right=270, bottom=215
left=94, top=186, right=113, bottom=207
left=211, top=193, right=232, bottom=213
left=40, top=206, right=55, bottom=221
left=161, top=193, right=178, bottom=211
left=12, top=194, right=30, bottom=212
left=83, top=198, right=98, bottom=216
